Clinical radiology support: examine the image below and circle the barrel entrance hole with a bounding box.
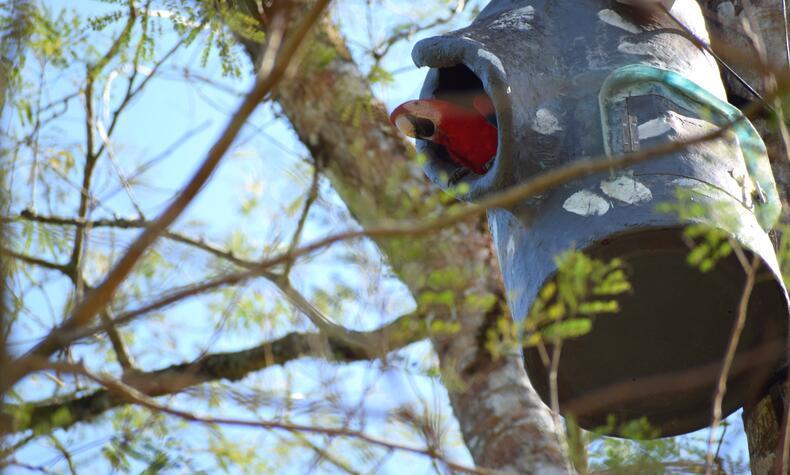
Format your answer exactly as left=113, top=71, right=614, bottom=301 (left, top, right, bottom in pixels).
left=417, top=64, right=499, bottom=179
left=522, top=226, right=788, bottom=437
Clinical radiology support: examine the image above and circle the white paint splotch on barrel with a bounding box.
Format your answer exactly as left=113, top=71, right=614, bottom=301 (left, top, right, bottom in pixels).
left=532, top=108, right=563, bottom=135
left=563, top=190, right=611, bottom=216
left=600, top=175, right=653, bottom=204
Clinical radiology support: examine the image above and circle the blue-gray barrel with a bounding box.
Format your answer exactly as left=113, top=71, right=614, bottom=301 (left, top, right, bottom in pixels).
left=411, top=0, right=788, bottom=436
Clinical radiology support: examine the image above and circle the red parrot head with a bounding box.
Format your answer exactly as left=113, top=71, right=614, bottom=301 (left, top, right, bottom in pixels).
left=390, top=100, right=440, bottom=140
left=389, top=96, right=499, bottom=175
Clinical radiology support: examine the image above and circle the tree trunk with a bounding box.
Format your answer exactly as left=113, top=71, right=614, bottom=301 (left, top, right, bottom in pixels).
left=700, top=1, right=790, bottom=472
left=235, top=1, right=790, bottom=471
left=237, top=6, right=572, bottom=473
left=742, top=377, right=787, bottom=474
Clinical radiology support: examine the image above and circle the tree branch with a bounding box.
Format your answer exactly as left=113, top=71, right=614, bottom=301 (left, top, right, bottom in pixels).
left=3, top=311, right=426, bottom=434
left=11, top=210, right=262, bottom=269
left=9, top=210, right=400, bottom=356
left=21, top=359, right=491, bottom=474
left=1, top=247, right=136, bottom=374
left=99, top=310, right=135, bottom=371
left=705, top=253, right=760, bottom=474
left=0, top=247, right=70, bottom=275
left=69, top=0, right=139, bottom=293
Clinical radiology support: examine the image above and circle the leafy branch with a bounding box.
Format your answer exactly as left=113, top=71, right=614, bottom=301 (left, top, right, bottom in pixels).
left=3, top=310, right=427, bottom=435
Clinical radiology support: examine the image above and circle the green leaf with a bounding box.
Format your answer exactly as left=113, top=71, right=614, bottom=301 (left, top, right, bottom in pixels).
left=50, top=406, right=72, bottom=427
left=579, top=300, right=620, bottom=315
left=541, top=318, right=593, bottom=341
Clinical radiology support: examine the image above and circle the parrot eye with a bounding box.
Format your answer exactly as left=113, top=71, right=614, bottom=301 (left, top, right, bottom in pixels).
left=408, top=115, right=436, bottom=138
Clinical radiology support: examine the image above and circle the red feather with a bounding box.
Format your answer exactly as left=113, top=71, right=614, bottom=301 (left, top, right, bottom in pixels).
left=390, top=96, right=498, bottom=175
left=472, top=94, right=496, bottom=118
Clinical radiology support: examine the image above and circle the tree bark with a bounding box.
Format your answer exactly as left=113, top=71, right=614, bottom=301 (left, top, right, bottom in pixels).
left=743, top=378, right=787, bottom=474
left=700, top=2, right=790, bottom=472
left=702, top=0, right=790, bottom=204
left=238, top=6, right=571, bottom=472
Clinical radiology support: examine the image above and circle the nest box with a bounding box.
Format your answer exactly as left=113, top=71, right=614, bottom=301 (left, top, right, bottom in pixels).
left=407, top=0, right=788, bottom=436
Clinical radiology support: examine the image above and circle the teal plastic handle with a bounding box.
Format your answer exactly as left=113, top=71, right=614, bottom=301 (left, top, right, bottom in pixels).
left=599, top=64, right=780, bottom=231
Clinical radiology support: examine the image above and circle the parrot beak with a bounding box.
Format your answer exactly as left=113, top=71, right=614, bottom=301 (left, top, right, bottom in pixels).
left=390, top=101, right=437, bottom=140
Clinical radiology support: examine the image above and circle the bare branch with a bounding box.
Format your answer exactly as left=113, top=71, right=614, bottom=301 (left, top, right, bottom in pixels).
left=93, top=33, right=189, bottom=160
left=4, top=310, right=426, bottom=434
left=1, top=247, right=70, bottom=275
left=99, top=310, right=135, bottom=371
left=27, top=360, right=493, bottom=474
left=705, top=254, right=760, bottom=475
left=10, top=211, right=263, bottom=271
left=220, top=103, right=771, bottom=282
left=68, top=0, right=140, bottom=295
left=283, top=164, right=320, bottom=276
left=370, top=1, right=469, bottom=61
left=10, top=210, right=390, bottom=357
left=276, top=278, right=387, bottom=353
left=295, top=432, right=364, bottom=475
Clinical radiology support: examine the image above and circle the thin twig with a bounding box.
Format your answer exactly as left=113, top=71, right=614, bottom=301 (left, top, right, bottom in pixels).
left=66, top=1, right=139, bottom=331
left=548, top=340, right=573, bottom=473
left=94, top=34, right=189, bottom=160
left=782, top=0, right=790, bottom=72
left=99, top=120, right=213, bottom=202
left=295, top=431, right=364, bottom=475
left=12, top=210, right=371, bottom=351
left=713, top=422, right=727, bottom=468
left=93, top=2, right=152, bottom=218
left=705, top=255, right=759, bottom=475
left=7, top=214, right=248, bottom=271
left=548, top=341, right=562, bottom=424
left=47, top=434, right=77, bottom=475
left=0, top=461, right=54, bottom=474
left=96, top=118, right=145, bottom=217
left=32, top=360, right=492, bottom=475
left=28, top=60, right=46, bottom=212
left=370, top=0, right=468, bottom=60
left=1, top=247, right=70, bottom=275
left=283, top=164, right=320, bottom=276
left=277, top=279, right=377, bottom=352
left=99, top=310, right=134, bottom=371
left=245, top=109, right=760, bottom=271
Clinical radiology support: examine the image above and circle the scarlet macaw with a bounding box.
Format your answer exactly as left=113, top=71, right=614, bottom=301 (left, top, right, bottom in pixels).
left=389, top=94, right=498, bottom=175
